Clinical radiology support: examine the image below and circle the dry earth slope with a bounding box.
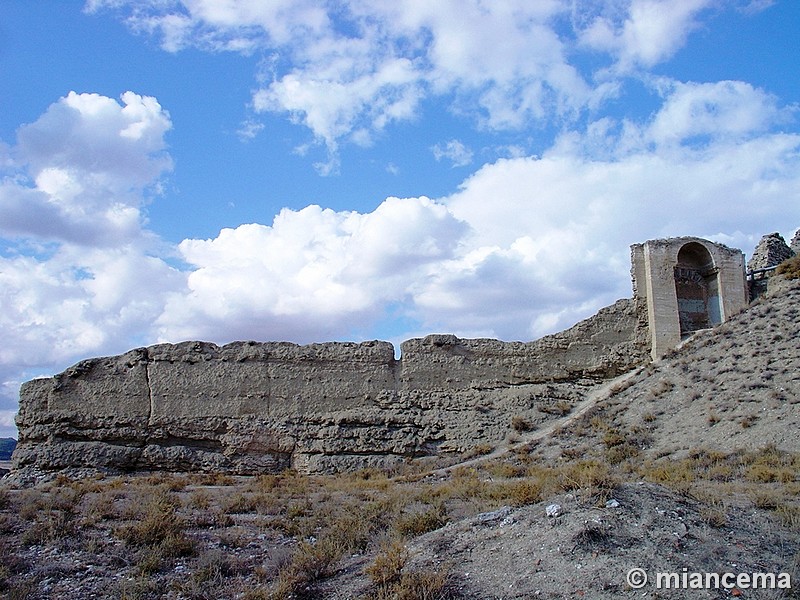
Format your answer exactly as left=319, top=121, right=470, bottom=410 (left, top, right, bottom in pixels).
left=543, top=271, right=800, bottom=460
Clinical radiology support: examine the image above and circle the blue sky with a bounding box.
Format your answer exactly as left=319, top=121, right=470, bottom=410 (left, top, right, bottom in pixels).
left=1, top=0, right=799, bottom=438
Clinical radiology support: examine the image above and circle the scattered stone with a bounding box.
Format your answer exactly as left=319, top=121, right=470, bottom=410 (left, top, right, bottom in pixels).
left=605, top=498, right=620, bottom=508
left=399, top=483, right=798, bottom=600
left=478, top=506, right=512, bottom=524
left=673, top=522, right=688, bottom=539
left=546, top=504, right=562, bottom=518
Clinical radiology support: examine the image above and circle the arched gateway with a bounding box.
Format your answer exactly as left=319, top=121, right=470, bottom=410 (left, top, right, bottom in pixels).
left=674, top=241, right=722, bottom=336
left=631, top=237, right=747, bottom=359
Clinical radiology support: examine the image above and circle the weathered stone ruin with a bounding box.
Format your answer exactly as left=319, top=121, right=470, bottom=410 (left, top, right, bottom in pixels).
left=12, top=234, right=771, bottom=478
left=631, top=237, right=748, bottom=359
left=746, top=232, right=796, bottom=300
left=748, top=232, right=795, bottom=272
left=791, top=230, right=800, bottom=255
left=13, top=300, right=647, bottom=477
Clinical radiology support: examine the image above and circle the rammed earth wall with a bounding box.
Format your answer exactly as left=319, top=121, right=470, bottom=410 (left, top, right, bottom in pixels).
left=13, top=298, right=648, bottom=477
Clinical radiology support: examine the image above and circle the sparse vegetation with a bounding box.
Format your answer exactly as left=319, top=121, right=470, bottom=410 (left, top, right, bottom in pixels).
left=2, top=269, right=800, bottom=598
left=461, top=443, right=493, bottom=459
left=394, top=506, right=448, bottom=537
left=776, top=255, right=800, bottom=280
left=740, top=414, right=759, bottom=428
left=0, top=436, right=798, bottom=598
left=510, top=414, right=533, bottom=432
left=365, top=539, right=409, bottom=589
left=538, top=398, right=573, bottom=416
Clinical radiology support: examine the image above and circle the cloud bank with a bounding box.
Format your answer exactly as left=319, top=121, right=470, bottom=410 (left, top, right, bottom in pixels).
left=87, top=0, right=728, bottom=160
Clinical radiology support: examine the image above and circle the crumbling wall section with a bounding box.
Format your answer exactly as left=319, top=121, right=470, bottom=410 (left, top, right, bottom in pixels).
left=400, top=298, right=646, bottom=391
left=13, top=298, right=648, bottom=478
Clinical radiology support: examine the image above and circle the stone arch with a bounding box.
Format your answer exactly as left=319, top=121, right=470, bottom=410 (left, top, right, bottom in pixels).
left=674, top=242, right=721, bottom=337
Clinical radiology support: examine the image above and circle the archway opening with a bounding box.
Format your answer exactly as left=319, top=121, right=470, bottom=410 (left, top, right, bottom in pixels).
left=674, top=242, right=721, bottom=337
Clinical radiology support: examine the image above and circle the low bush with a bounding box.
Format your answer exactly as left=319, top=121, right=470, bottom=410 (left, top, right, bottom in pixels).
left=558, top=459, right=618, bottom=502
left=366, top=540, right=409, bottom=589
left=365, top=540, right=452, bottom=600
left=606, top=443, right=640, bottom=465
left=393, top=506, right=447, bottom=537
left=462, top=444, right=493, bottom=459
left=271, top=538, right=343, bottom=598
left=510, top=415, right=533, bottom=433
left=539, top=399, right=572, bottom=416
left=504, top=479, right=542, bottom=506
left=117, top=491, right=185, bottom=547
left=116, top=489, right=195, bottom=575
left=776, top=255, right=800, bottom=280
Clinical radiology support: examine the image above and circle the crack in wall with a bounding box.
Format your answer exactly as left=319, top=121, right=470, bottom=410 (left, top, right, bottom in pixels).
left=143, top=349, right=154, bottom=427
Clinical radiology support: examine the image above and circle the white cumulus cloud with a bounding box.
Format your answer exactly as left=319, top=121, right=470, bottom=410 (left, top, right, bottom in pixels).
left=647, top=80, right=792, bottom=145
left=88, top=1, right=727, bottom=157
left=156, top=197, right=470, bottom=343
left=151, top=78, right=799, bottom=344
left=433, top=129, right=800, bottom=338
left=3, top=2, right=798, bottom=440
left=575, top=0, right=714, bottom=70
left=1, top=91, right=172, bottom=246
left=0, top=92, right=182, bottom=436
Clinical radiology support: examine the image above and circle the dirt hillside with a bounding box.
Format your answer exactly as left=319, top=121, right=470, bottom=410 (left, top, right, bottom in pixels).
left=537, top=272, right=800, bottom=462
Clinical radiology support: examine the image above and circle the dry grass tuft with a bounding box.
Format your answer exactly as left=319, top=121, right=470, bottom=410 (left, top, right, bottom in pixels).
left=510, top=415, right=534, bottom=432
left=776, top=255, right=800, bottom=280
left=394, top=506, right=448, bottom=537
left=365, top=540, right=453, bottom=600
left=366, top=539, right=409, bottom=589
left=1, top=432, right=797, bottom=598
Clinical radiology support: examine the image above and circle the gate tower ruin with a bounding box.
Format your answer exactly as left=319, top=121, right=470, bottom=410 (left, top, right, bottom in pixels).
left=631, top=237, right=748, bottom=359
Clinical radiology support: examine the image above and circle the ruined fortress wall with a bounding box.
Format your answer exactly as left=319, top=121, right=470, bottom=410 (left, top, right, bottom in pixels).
left=147, top=340, right=398, bottom=421
left=400, top=298, right=647, bottom=391
left=13, top=297, right=648, bottom=477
